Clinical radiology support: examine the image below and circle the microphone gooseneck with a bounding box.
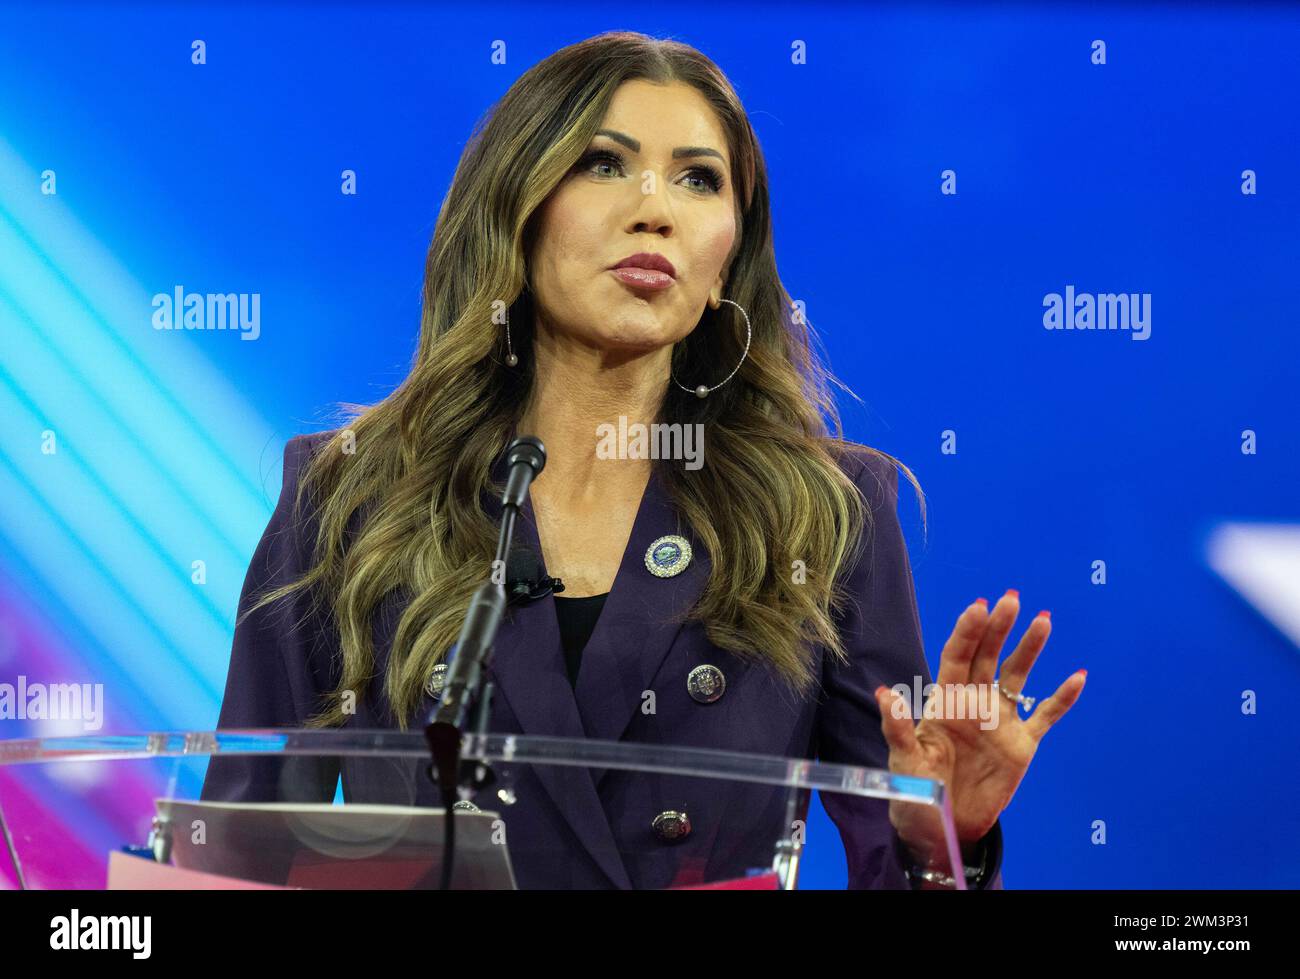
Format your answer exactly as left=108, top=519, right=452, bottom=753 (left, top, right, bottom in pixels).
left=424, top=435, right=547, bottom=890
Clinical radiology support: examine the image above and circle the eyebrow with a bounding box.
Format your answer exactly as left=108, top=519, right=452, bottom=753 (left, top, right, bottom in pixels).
left=594, top=128, right=726, bottom=163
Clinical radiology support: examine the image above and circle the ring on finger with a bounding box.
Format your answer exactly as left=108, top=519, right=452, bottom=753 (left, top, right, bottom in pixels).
left=993, top=679, right=1035, bottom=712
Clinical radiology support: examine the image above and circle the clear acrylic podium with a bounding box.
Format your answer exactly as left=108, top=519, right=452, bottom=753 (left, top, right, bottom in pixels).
left=0, top=730, right=968, bottom=890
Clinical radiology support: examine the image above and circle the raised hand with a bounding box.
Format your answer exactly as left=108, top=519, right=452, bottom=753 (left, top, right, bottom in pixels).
left=875, top=590, right=1086, bottom=868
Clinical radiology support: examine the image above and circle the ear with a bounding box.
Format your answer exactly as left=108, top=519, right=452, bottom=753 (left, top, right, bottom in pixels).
left=709, top=273, right=726, bottom=309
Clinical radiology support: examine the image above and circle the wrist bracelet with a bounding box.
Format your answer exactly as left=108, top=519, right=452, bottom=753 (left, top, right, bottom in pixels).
left=903, top=836, right=990, bottom=889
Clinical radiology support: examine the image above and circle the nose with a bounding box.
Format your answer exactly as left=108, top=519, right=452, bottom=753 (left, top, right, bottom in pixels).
left=623, top=173, right=674, bottom=238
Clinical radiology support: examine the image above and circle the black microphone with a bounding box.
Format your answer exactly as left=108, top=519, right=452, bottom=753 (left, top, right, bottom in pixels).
left=502, top=435, right=546, bottom=508
left=426, top=436, right=547, bottom=763
left=431, top=437, right=546, bottom=733
left=505, top=544, right=564, bottom=603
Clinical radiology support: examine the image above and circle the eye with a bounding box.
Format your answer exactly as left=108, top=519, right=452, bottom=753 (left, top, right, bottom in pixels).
left=576, top=149, right=726, bottom=194
left=577, top=149, right=626, bottom=178
left=683, top=165, right=725, bottom=194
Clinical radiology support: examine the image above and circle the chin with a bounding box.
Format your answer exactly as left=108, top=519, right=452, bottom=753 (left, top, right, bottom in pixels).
left=599, top=328, right=678, bottom=354
left=592, top=317, right=679, bottom=352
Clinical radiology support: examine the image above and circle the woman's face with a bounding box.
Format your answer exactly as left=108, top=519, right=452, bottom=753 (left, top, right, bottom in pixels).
left=526, top=79, right=738, bottom=359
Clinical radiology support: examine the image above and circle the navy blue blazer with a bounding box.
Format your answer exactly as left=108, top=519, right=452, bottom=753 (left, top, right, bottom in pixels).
left=203, top=430, right=1004, bottom=889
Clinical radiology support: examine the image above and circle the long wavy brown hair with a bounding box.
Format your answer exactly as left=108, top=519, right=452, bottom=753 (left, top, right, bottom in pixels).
left=243, top=30, right=923, bottom=730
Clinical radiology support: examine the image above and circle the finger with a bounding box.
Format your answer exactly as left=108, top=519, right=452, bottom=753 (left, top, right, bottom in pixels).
left=934, top=599, right=990, bottom=688
left=1024, top=670, right=1087, bottom=741
left=969, top=589, right=1020, bottom=686
left=997, top=610, right=1052, bottom=693
left=875, top=685, right=921, bottom=758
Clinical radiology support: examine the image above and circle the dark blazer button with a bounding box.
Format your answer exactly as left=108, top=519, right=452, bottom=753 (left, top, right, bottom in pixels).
left=686, top=664, right=726, bottom=704
left=652, top=810, right=692, bottom=842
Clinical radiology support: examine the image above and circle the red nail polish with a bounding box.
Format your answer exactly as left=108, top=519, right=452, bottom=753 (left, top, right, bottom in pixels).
left=975, top=597, right=988, bottom=606
left=1005, top=589, right=1019, bottom=598
left=1077, top=669, right=1087, bottom=677
left=1037, top=610, right=1051, bottom=619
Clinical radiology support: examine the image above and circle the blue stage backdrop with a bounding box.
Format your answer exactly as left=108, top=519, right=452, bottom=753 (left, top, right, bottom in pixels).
left=0, top=3, right=1297, bottom=888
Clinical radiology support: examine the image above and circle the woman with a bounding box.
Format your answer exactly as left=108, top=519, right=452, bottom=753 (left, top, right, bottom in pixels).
left=203, top=31, right=1085, bottom=889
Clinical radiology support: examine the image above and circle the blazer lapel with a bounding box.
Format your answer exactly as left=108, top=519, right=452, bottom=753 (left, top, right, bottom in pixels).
left=573, top=466, right=710, bottom=756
